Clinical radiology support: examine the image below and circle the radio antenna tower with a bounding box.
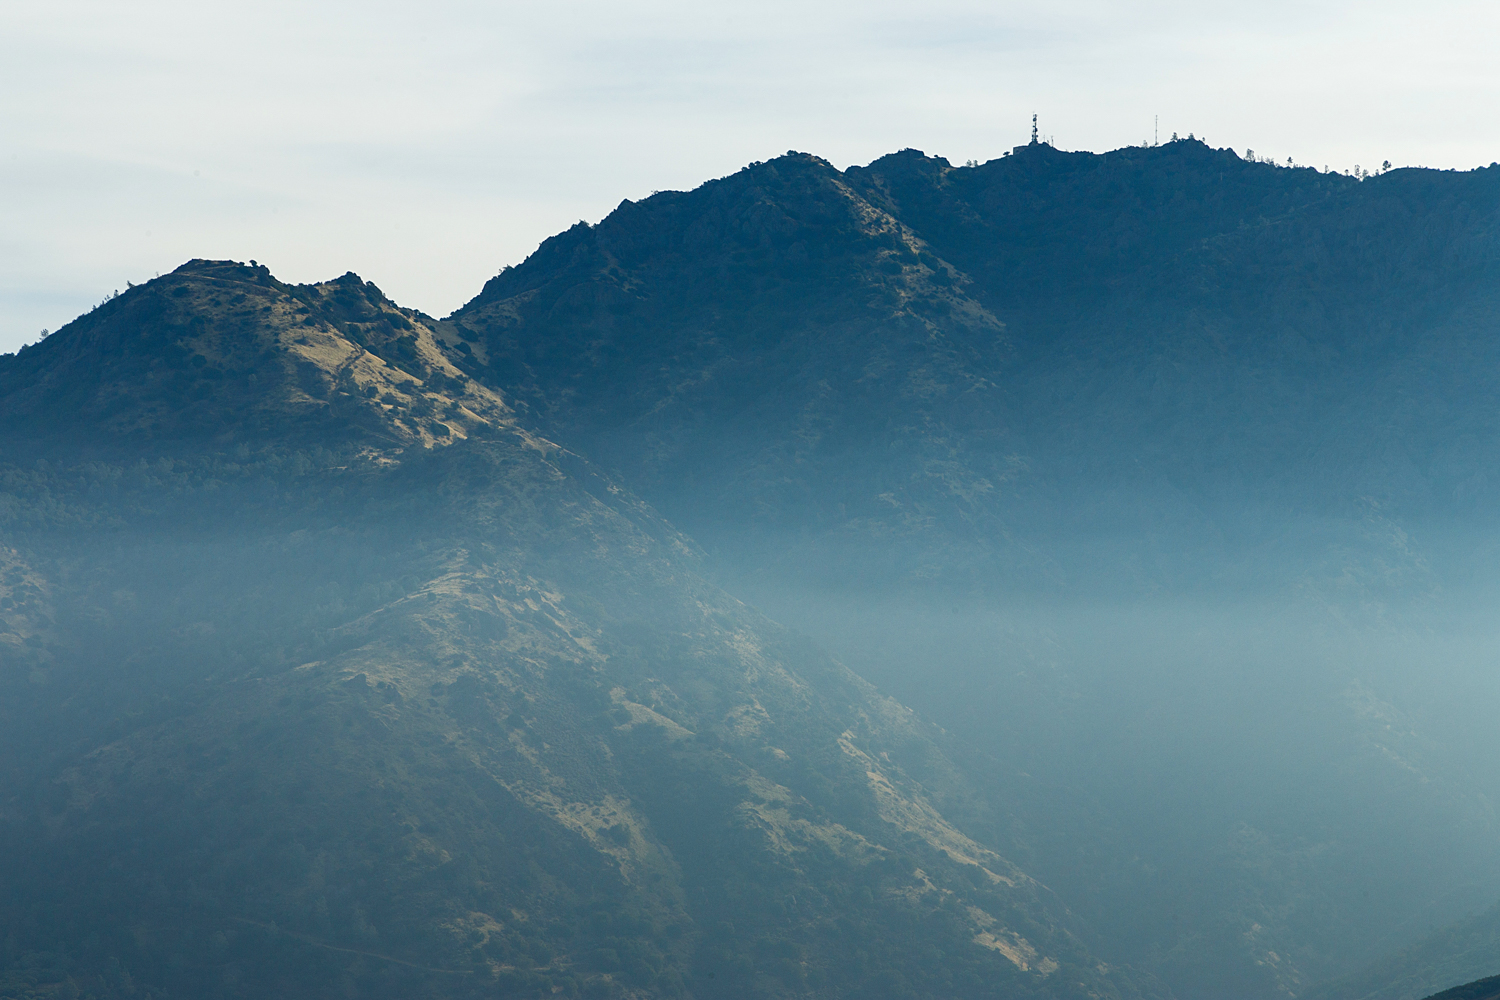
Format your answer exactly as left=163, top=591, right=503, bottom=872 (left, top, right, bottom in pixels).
left=1155, top=115, right=1158, bottom=146
left=1031, top=114, right=1039, bottom=145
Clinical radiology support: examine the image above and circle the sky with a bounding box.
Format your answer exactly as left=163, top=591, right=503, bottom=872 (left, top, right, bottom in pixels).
left=4, top=0, right=1500, bottom=355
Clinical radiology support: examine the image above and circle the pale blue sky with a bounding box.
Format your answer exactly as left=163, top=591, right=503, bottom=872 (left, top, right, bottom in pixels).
left=4, top=0, right=1499, bottom=354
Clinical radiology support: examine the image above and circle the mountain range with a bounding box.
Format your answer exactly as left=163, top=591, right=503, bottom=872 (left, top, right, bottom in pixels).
left=3, top=138, right=1499, bottom=1000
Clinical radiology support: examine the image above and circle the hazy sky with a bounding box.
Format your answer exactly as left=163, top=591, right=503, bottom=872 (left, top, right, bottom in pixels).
left=4, top=0, right=1499, bottom=354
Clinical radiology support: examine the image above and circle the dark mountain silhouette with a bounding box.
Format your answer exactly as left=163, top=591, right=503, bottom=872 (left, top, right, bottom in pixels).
left=1307, top=902, right=1500, bottom=1000
left=1421, top=975, right=1500, bottom=1000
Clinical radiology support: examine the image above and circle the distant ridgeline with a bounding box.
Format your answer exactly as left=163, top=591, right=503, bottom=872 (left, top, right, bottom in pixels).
left=1305, top=903, right=1500, bottom=1000
left=1423, top=976, right=1500, bottom=1000
left=4, top=140, right=1500, bottom=1000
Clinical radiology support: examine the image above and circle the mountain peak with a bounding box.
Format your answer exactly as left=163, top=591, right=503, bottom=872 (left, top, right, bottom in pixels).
left=0, top=262, right=529, bottom=459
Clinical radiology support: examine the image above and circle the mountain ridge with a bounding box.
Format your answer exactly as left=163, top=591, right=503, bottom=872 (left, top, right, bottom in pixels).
left=6, top=139, right=1500, bottom=1000
left=437, top=141, right=1500, bottom=1000
left=0, top=260, right=1161, bottom=1000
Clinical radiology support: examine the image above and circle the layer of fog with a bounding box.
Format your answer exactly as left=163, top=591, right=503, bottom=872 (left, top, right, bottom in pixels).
left=738, top=577, right=1500, bottom=991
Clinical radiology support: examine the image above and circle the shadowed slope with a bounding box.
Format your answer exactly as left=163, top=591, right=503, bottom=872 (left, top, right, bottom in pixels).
left=450, top=143, right=1500, bottom=596
left=448, top=152, right=1020, bottom=586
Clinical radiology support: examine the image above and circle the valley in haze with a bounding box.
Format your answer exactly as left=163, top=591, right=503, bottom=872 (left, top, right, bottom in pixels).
left=3, top=138, right=1500, bottom=1000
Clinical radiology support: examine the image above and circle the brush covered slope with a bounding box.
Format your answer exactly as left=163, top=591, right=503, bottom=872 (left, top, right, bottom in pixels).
left=0, top=261, right=1159, bottom=1000
left=443, top=144, right=1500, bottom=999
left=447, top=140, right=1500, bottom=594
left=446, top=151, right=1017, bottom=587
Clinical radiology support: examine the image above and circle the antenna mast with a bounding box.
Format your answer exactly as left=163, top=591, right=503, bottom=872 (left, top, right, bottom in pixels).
left=1031, top=114, right=1039, bottom=145
left=1155, top=115, right=1158, bottom=146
